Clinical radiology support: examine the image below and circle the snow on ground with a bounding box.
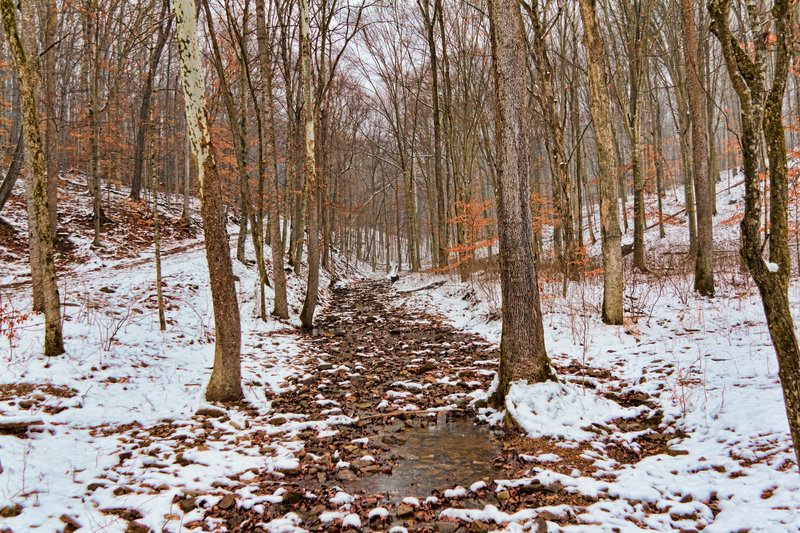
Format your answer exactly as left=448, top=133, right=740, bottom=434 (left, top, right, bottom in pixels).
left=2, top=169, right=800, bottom=531
left=390, top=172, right=800, bottom=531
left=0, top=176, right=347, bottom=532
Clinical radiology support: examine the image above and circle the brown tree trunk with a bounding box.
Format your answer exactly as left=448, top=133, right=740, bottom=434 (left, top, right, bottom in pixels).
left=174, top=0, right=242, bottom=402
left=487, top=0, right=556, bottom=407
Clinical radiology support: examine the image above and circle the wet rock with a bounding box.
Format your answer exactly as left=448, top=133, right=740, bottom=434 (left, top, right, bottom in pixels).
left=397, top=503, right=415, bottom=518
left=218, top=494, right=236, bottom=510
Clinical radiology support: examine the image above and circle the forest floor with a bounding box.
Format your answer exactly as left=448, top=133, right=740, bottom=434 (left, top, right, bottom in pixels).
left=2, top=172, right=800, bottom=532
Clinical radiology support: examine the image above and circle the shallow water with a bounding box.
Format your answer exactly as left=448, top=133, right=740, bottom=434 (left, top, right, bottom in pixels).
left=344, top=416, right=503, bottom=501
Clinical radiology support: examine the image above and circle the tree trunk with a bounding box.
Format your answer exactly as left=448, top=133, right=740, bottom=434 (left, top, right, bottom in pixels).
left=682, top=0, right=714, bottom=296
left=710, top=0, right=800, bottom=465
left=0, top=126, right=24, bottom=214
left=578, top=0, right=623, bottom=324
left=150, top=116, right=166, bottom=331
left=487, top=0, right=556, bottom=407
left=40, top=0, right=58, bottom=233
left=299, top=0, right=320, bottom=328
left=174, top=0, right=242, bottom=402
left=130, top=0, right=170, bottom=202
left=1, top=0, right=64, bottom=356
left=255, top=0, right=288, bottom=319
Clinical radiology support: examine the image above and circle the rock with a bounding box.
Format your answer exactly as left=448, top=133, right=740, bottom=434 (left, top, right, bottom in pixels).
left=0, top=504, right=22, bottom=517
left=544, top=480, right=562, bottom=494
left=60, top=514, right=82, bottom=533
left=270, top=416, right=287, bottom=425
left=218, top=494, right=236, bottom=510
left=469, top=521, right=489, bottom=533
left=397, top=503, right=415, bottom=518
left=520, top=481, right=543, bottom=494
left=319, top=363, right=334, bottom=371
left=99, top=286, right=116, bottom=293
left=113, top=486, right=134, bottom=496
left=537, top=511, right=558, bottom=521
left=86, top=482, right=106, bottom=493
left=435, top=521, right=460, bottom=533
left=282, top=490, right=304, bottom=505
left=496, top=490, right=510, bottom=503
left=276, top=466, right=301, bottom=476
left=100, top=508, right=143, bottom=521
left=125, top=522, right=152, bottom=533
left=196, top=408, right=226, bottom=418
left=351, top=459, right=374, bottom=470
left=335, top=469, right=356, bottom=481
left=535, top=517, right=548, bottom=533
left=178, top=498, right=196, bottom=513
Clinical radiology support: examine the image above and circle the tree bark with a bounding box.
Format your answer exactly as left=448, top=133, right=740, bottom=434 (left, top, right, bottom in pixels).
left=578, top=0, right=623, bottom=324
left=299, top=0, right=320, bottom=328
left=255, top=0, right=288, bottom=319
left=1, top=0, right=64, bottom=356
left=174, top=0, right=242, bottom=402
left=130, top=0, right=171, bottom=202
left=682, top=0, right=714, bottom=296
left=709, top=0, right=800, bottom=465
left=487, top=0, right=556, bottom=407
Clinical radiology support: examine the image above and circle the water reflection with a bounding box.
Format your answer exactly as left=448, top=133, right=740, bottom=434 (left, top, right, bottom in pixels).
left=345, top=416, right=503, bottom=501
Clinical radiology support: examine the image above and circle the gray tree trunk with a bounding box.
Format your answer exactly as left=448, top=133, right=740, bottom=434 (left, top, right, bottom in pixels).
left=1, top=0, right=63, bottom=356
left=578, top=0, right=623, bottom=324
left=487, top=0, right=556, bottom=407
